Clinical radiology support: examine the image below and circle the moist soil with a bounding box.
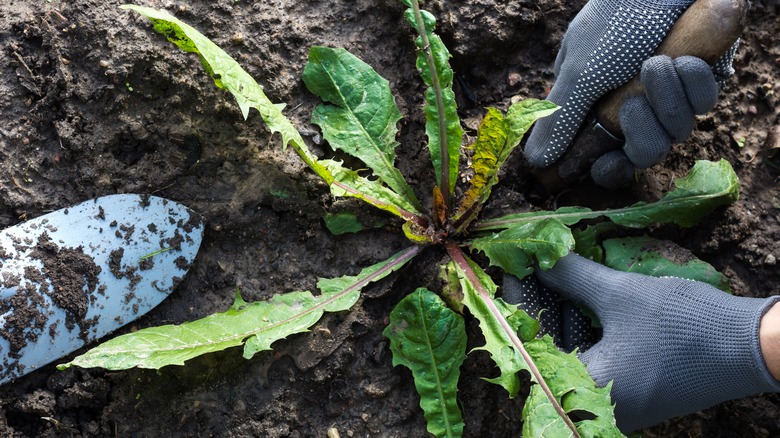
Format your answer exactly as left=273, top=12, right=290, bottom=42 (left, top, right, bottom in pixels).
left=1, top=0, right=778, bottom=436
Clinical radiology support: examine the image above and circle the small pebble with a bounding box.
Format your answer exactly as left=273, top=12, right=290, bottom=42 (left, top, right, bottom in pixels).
left=507, top=72, right=521, bottom=87
left=230, top=33, right=245, bottom=45
left=765, top=254, right=776, bottom=266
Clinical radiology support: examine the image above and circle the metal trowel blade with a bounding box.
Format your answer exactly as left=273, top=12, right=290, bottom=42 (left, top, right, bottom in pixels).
left=0, top=194, right=204, bottom=384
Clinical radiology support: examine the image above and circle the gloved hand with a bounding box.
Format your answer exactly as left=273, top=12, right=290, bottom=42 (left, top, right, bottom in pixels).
left=502, top=253, right=780, bottom=432
left=523, top=0, right=736, bottom=188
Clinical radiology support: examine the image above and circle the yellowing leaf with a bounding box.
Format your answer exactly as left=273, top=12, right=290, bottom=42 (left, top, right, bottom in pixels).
left=453, top=100, right=557, bottom=230
left=453, top=108, right=508, bottom=225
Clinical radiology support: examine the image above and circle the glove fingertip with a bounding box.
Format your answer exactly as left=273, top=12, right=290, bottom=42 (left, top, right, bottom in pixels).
left=621, top=96, right=671, bottom=169
left=674, top=56, right=719, bottom=114
left=591, top=150, right=635, bottom=189
left=523, top=122, right=566, bottom=168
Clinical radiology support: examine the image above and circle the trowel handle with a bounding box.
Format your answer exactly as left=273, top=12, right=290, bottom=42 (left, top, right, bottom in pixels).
left=595, top=0, right=748, bottom=136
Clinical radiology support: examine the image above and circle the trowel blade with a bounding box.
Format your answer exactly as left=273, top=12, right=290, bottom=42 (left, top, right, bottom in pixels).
left=0, top=194, right=204, bottom=384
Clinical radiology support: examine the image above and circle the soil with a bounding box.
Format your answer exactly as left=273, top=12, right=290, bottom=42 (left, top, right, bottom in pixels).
left=0, top=0, right=778, bottom=437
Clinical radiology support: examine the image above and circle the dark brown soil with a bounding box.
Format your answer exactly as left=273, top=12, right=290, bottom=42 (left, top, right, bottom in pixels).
left=0, top=0, right=778, bottom=436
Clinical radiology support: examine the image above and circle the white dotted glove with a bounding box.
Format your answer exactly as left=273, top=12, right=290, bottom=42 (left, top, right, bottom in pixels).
left=523, top=0, right=738, bottom=188
left=502, top=274, right=599, bottom=353
left=503, top=254, right=780, bottom=432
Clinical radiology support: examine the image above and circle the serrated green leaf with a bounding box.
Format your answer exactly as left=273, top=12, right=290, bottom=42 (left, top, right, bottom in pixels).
left=469, top=219, right=574, bottom=279
left=302, top=47, right=422, bottom=211
left=452, top=256, right=538, bottom=397
left=603, top=236, right=731, bottom=292
left=59, top=247, right=420, bottom=370
left=384, top=288, right=466, bottom=438
left=523, top=335, right=623, bottom=437
left=403, top=5, right=462, bottom=195
left=474, top=160, right=739, bottom=232
left=122, top=5, right=331, bottom=182
left=323, top=159, right=423, bottom=219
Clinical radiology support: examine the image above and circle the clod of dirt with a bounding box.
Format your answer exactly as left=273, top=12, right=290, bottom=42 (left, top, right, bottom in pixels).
left=30, top=232, right=102, bottom=337
left=13, top=389, right=56, bottom=416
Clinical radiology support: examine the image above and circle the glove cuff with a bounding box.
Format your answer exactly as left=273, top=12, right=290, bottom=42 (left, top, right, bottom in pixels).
left=662, top=285, right=780, bottom=396
left=745, top=296, right=780, bottom=392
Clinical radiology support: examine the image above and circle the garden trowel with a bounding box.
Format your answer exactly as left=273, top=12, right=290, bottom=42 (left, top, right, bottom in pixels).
left=0, top=194, right=204, bottom=385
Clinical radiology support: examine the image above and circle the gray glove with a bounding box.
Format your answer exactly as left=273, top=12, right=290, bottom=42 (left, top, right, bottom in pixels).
left=522, top=0, right=734, bottom=188
left=590, top=55, right=721, bottom=187
left=503, top=253, right=780, bottom=432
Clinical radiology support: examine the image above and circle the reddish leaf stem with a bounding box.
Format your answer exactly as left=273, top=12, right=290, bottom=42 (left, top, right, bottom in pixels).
left=445, top=242, right=581, bottom=437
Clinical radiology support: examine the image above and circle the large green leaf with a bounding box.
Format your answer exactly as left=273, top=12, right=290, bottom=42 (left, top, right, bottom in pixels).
left=523, top=335, right=623, bottom=437
left=474, top=160, right=739, bottom=232
left=453, top=101, right=557, bottom=230
left=303, top=47, right=422, bottom=211
left=384, top=288, right=467, bottom=438
left=469, top=219, right=574, bottom=279
left=122, top=5, right=330, bottom=181
left=403, top=3, right=462, bottom=196
left=603, top=236, right=731, bottom=292
left=59, top=247, right=420, bottom=370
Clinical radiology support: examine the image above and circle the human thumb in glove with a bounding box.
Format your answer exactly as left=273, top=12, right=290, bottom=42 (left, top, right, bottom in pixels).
left=522, top=0, right=737, bottom=189
left=503, top=253, right=780, bottom=432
